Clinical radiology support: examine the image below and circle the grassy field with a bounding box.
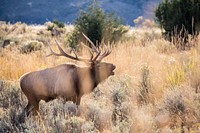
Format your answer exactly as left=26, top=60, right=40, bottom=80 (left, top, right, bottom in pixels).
left=0, top=21, right=200, bottom=132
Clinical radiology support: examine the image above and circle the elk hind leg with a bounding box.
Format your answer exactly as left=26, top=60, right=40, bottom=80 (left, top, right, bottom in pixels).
left=25, top=99, right=40, bottom=116
left=24, top=101, right=33, bottom=116
left=76, top=96, right=81, bottom=105
left=32, top=101, right=39, bottom=116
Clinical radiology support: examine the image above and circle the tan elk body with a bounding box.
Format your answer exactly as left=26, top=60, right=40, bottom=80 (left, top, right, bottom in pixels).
left=20, top=34, right=115, bottom=116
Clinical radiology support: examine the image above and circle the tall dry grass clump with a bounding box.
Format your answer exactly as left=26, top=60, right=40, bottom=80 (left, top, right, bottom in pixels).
left=0, top=22, right=200, bottom=132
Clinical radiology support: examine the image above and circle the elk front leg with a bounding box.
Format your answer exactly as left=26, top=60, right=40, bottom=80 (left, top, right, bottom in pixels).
left=25, top=99, right=40, bottom=116
left=19, top=101, right=33, bottom=123
left=76, top=96, right=81, bottom=105
left=24, top=101, right=33, bottom=116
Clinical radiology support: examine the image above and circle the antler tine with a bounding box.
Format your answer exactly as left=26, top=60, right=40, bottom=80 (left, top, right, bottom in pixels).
left=72, top=49, right=78, bottom=58
left=92, top=48, right=101, bottom=61
left=46, top=41, right=61, bottom=57
left=55, top=40, right=70, bottom=56
left=82, top=33, right=99, bottom=53
left=98, top=50, right=109, bottom=59
left=80, top=42, right=93, bottom=55
left=81, top=42, right=95, bottom=61
left=96, top=43, right=112, bottom=61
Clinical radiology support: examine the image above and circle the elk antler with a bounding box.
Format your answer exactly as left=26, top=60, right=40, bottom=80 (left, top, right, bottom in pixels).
left=82, top=33, right=112, bottom=62
left=47, top=34, right=112, bottom=63
left=47, top=40, right=91, bottom=62
left=82, top=33, right=99, bottom=53
left=96, top=43, right=112, bottom=61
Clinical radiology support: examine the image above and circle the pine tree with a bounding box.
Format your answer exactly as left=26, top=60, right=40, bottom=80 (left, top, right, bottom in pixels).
left=155, top=0, right=200, bottom=39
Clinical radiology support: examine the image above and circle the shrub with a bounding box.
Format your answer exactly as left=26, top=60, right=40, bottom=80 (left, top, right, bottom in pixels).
left=47, top=20, right=65, bottom=30
left=108, top=76, right=132, bottom=127
left=155, top=0, right=200, bottom=49
left=66, top=116, right=85, bottom=133
left=47, top=24, right=54, bottom=31
left=137, top=65, right=152, bottom=104
left=155, top=39, right=177, bottom=54
left=189, top=66, right=200, bottom=93
left=163, top=89, right=185, bottom=115
left=0, top=81, right=22, bottom=109
left=47, top=20, right=65, bottom=36
left=53, top=20, right=65, bottom=28
left=0, top=32, right=6, bottom=47
left=81, top=121, right=99, bottom=133
left=20, top=40, right=43, bottom=53
left=166, top=63, right=186, bottom=87
left=83, top=102, right=111, bottom=131
left=67, top=1, right=128, bottom=49
left=158, top=87, right=200, bottom=129
left=0, top=81, right=25, bottom=132
left=81, top=76, right=133, bottom=132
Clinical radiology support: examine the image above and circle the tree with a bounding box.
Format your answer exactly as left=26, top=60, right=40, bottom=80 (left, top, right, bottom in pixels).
left=155, top=0, right=200, bottom=40
left=67, top=1, right=128, bottom=49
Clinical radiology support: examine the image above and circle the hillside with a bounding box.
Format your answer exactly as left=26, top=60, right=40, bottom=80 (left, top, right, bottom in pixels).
left=0, top=0, right=161, bottom=25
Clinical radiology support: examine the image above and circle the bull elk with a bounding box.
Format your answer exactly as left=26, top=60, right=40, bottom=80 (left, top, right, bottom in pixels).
left=20, top=33, right=116, bottom=116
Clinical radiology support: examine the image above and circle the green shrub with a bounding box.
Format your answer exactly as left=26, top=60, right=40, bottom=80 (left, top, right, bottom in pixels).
left=46, top=20, right=65, bottom=36
left=47, top=24, right=54, bottom=31
left=47, top=20, right=65, bottom=31
left=53, top=20, right=65, bottom=28
left=68, top=1, right=128, bottom=49
left=155, top=0, right=200, bottom=49
left=20, top=40, right=43, bottom=53
left=67, top=29, right=79, bottom=49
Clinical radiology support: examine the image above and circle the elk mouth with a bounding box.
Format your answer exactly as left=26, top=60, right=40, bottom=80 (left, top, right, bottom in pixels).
left=111, top=65, right=116, bottom=75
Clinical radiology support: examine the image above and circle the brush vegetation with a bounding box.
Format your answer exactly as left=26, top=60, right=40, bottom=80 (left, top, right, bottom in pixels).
left=0, top=22, right=200, bottom=132
left=155, top=0, right=200, bottom=49
left=67, top=2, right=128, bottom=49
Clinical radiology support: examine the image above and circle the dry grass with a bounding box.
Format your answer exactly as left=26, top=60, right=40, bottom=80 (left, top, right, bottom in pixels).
left=0, top=22, right=200, bottom=132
